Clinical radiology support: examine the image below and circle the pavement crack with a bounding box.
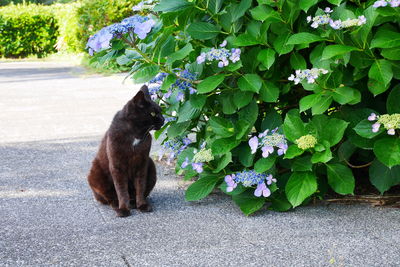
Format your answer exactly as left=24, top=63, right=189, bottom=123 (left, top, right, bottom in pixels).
left=121, top=255, right=132, bottom=267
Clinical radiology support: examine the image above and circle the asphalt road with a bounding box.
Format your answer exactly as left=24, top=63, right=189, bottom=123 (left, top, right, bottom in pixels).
left=0, top=61, right=399, bottom=266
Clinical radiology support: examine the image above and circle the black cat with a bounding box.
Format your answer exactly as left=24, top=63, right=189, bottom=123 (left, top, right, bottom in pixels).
left=87, top=85, right=164, bottom=217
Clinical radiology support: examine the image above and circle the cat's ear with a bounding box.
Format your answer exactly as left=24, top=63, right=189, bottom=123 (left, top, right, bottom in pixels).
left=140, top=85, right=151, bottom=98
left=132, top=90, right=147, bottom=108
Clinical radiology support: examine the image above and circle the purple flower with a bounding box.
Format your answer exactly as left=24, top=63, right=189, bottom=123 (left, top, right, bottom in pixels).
left=373, top=0, right=388, bottom=7
left=225, top=174, right=237, bottom=192
left=229, top=48, right=241, bottom=63
left=368, top=113, right=377, bottom=121
left=372, top=123, right=381, bottom=133
left=134, top=19, right=156, bottom=39
left=261, top=146, right=274, bottom=158
left=324, top=7, right=333, bottom=13
left=254, top=182, right=271, bottom=197
left=192, top=162, right=204, bottom=173
left=266, top=174, right=277, bottom=185
left=197, top=53, right=206, bottom=64
left=277, top=143, right=288, bottom=156
left=181, top=157, right=190, bottom=168
left=388, top=129, right=395, bottom=135
left=220, top=40, right=227, bottom=47
left=391, top=0, right=400, bottom=7
left=249, top=136, right=259, bottom=154
left=176, top=91, right=185, bottom=102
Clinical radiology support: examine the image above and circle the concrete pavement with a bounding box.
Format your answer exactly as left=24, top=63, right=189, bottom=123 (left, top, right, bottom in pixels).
left=0, top=61, right=399, bottom=266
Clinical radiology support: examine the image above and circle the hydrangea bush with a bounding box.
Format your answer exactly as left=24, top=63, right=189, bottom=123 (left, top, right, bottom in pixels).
left=87, top=0, right=400, bottom=215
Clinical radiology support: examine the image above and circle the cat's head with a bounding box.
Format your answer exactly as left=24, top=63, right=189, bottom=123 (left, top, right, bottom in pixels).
left=125, top=85, right=164, bottom=130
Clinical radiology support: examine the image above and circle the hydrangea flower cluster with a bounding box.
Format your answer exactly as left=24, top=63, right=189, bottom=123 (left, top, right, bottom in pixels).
left=368, top=113, right=400, bottom=135
left=288, top=68, right=329, bottom=84
left=196, top=41, right=241, bottom=67
left=306, top=8, right=332, bottom=28
left=373, top=0, right=400, bottom=8
left=306, top=7, right=366, bottom=30
left=160, top=137, right=191, bottom=162
left=86, top=15, right=155, bottom=55
left=329, top=16, right=367, bottom=30
left=181, top=148, right=214, bottom=174
left=296, top=135, right=318, bottom=150
left=224, top=170, right=276, bottom=197
left=132, top=0, right=156, bottom=11
left=147, top=70, right=197, bottom=102
left=248, top=128, right=288, bottom=158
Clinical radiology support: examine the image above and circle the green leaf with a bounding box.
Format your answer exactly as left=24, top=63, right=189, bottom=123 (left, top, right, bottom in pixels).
left=269, top=193, right=292, bottom=211
left=233, top=91, right=253, bottom=108
left=284, top=145, right=304, bottom=159
left=190, top=94, right=207, bottom=109
left=186, top=22, right=221, bottom=40
left=185, top=174, right=221, bottom=201
left=236, top=145, right=255, bottom=167
left=321, top=45, right=359, bottom=60
left=353, top=119, right=383, bottom=139
left=238, top=74, right=263, bottom=93
left=230, top=0, right=252, bottom=22
left=220, top=93, right=236, bottom=115
left=207, top=0, right=223, bottom=14
left=327, top=0, right=342, bottom=5
left=369, top=159, right=400, bottom=194
left=311, top=148, right=332, bottom=163
left=292, top=156, right=312, bottom=172
left=368, top=59, right=393, bottom=86
left=166, top=43, right=193, bottom=65
left=233, top=33, right=259, bottom=46
left=161, top=75, right=176, bottom=91
left=310, top=115, right=349, bottom=147
left=213, top=152, right=232, bottom=173
left=286, top=32, right=324, bottom=45
left=387, top=85, right=400, bottom=114
left=167, top=121, right=190, bottom=138
left=132, top=65, right=159, bottom=83
left=254, top=156, right=276, bottom=173
left=326, top=163, right=355, bottom=195
left=285, top=171, right=318, bottom=208
left=239, top=100, right=259, bottom=127
left=211, top=137, right=241, bottom=155
left=257, top=49, right=276, bottom=69
left=250, top=5, right=281, bottom=22
left=273, top=32, right=294, bottom=55
left=177, top=101, right=201, bottom=123
left=154, top=0, right=193, bottom=12
left=209, top=116, right=235, bottom=138
left=219, top=182, right=247, bottom=196
left=299, top=0, right=319, bottom=12
left=299, top=94, right=321, bottom=113
left=311, top=95, right=332, bottom=115
left=259, top=81, right=279, bottom=103
left=283, top=109, right=306, bottom=142
left=381, top=48, right=400, bottom=60
left=197, top=74, right=225, bottom=94
left=261, top=110, right=283, bottom=131
left=373, top=137, right=400, bottom=168
left=232, top=190, right=266, bottom=216
left=290, top=53, right=307, bottom=70
left=333, top=87, right=361, bottom=105
left=370, top=29, right=400, bottom=49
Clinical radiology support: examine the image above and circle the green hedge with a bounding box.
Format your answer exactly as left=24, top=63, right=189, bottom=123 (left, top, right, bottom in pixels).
left=0, top=0, right=138, bottom=58
left=0, top=4, right=58, bottom=58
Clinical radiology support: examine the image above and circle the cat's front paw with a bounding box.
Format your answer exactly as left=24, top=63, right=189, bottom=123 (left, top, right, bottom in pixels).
left=115, top=208, right=131, bottom=217
left=137, top=203, right=153, bottom=212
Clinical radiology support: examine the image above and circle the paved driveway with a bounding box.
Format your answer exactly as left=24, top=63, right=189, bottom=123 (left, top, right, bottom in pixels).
left=0, top=61, right=399, bottom=266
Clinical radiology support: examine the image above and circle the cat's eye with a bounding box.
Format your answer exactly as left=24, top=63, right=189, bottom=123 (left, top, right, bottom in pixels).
left=150, top=112, right=156, bottom=117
